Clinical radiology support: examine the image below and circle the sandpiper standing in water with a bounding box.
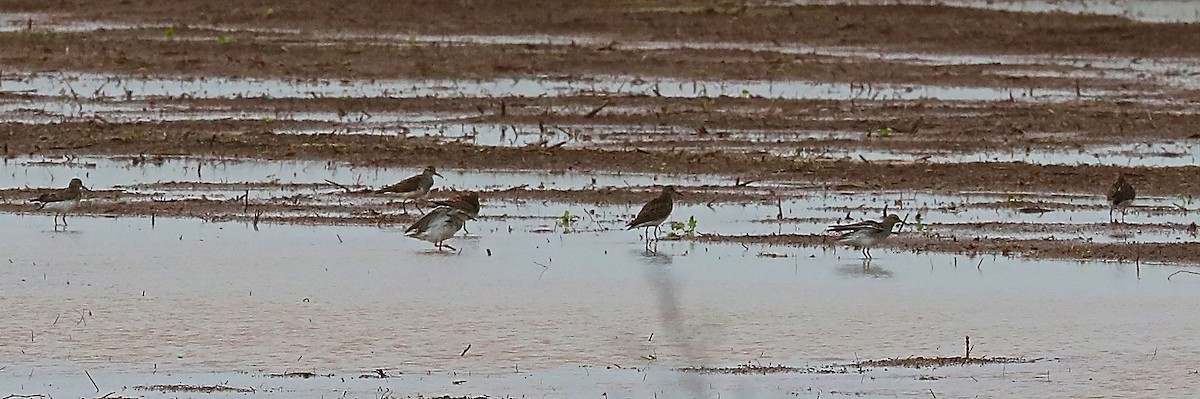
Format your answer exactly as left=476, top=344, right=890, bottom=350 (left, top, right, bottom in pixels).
left=627, top=186, right=681, bottom=248
left=378, top=166, right=442, bottom=214
left=432, top=192, right=481, bottom=234
left=405, top=206, right=473, bottom=251
left=31, top=178, right=87, bottom=228
left=1107, top=173, right=1136, bottom=223
left=827, top=214, right=903, bottom=260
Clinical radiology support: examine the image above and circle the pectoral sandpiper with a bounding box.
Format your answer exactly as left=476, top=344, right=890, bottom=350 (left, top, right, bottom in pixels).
left=1106, top=173, right=1136, bottom=223
left=432, top=192, right=481, bottom=234
left=378, top=166, right=442, bottom=213
left=31, top=178, right=86, bottom=227
left=627, top=186, right=681, bottom=245
left=827, top=214, right=903, bottom=259
left=405, top=206, right=473, bottom=251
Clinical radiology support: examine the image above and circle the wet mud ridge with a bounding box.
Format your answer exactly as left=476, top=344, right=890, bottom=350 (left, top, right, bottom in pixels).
left=133, top=384, right=255, bottom=393
left=680, top=355, right=1035, bottom=374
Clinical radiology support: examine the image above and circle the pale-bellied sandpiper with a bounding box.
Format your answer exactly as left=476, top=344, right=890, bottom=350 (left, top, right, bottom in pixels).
left=627, top=186, right=681, bottom=245
left=1107, top=173, right=1135, bottom=223
left=31, top=178, right=86, bottom=227
left=405, top=206, right=472, bottom=251
left=378, top=166, right=442, bottom=213
left=827, top=214, right=903, bottom=259
left=432, top=192, right=480, bottom=234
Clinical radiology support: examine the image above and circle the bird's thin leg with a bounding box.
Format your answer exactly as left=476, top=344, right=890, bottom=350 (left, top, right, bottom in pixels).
left=414, top=201, right=425, bottom=214
left=62, top=213, right=68, bottom=226
left=865, top=247, right=872, bottom=260
left=1109, top=207, right=1115, bottom=223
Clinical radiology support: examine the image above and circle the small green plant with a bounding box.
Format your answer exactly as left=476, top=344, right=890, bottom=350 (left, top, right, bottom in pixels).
left=911, top=213, right=929, bottom=233
left=217, top=35, right=229, bottom=45
left=875, top=127, right=893, bottom=138
left=669, top=216, right=698, bottom=238
left=164, top=27, right=176, bottom=40
left=557, top=210, right=580, bottom=233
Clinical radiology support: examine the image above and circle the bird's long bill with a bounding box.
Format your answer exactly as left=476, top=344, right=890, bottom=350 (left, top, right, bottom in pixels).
left=434, top=172, right=445, bottom=178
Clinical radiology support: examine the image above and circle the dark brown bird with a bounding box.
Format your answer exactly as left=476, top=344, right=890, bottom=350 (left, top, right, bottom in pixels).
left=30, top=178, right=86, bottom=227
left=432, top=192, right=481, bottom=234
left=432, top=192, right=481, bottom=218
left=378, top=166, right=442, bottom=213
left=1107, top=173, right=1136, bottom=223
left=627, top=186, right=681, bottom=243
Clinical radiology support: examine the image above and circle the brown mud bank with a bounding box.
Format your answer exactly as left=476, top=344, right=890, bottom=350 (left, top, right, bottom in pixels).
left=6, top=93, right=1199, bottom=165
left=680, top=355, right=1034, bottom=374
left=3, top=122, right=1198, bottom=197
left=9, top=1, right=1200, bottom=57
left=0, top=29, right=1144, bottom=91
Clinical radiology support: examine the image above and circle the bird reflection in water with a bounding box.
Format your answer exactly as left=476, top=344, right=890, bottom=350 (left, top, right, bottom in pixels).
left=836, top=259, right=895, bottom=279
left=633, top=248, right=706, bottom=396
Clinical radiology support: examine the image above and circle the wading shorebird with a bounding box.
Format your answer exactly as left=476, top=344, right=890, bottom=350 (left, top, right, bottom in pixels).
left=1107, top=173, right=1136, bottom=223
left=827, top=214, right=903, bottom=260
left=405, top=206, right=473, bottom=251
left=432, top=192, right=481, bottom=234
left=31, top=178, right=87, bottom=228
left=378, top=166, right=442, bottom=213
left=627, top=186, right=681, bottom=246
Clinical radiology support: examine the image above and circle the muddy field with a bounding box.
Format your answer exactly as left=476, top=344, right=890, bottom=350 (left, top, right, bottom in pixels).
left=3, top=1, right=1200, bottom=398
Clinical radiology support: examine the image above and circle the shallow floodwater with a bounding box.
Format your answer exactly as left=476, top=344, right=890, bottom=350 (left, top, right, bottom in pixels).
left=0, top=71, right=1090, bottom=102
left=2, top=214, right=1200, bottom=398
left=787, top=0, right=1200, bottom=23
left=4, top=155, right=1192, bottom=243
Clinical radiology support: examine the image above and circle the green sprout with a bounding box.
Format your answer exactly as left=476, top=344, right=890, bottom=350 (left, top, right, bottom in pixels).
left=557, top=210, right=580, bottom=233
left=876, top=127, right=893, bottom=138
left=217, top=35, right=229, bottom=45
left=669, top=216, right=698, bottom=238
left=164, top=27, right=176, bottom=40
